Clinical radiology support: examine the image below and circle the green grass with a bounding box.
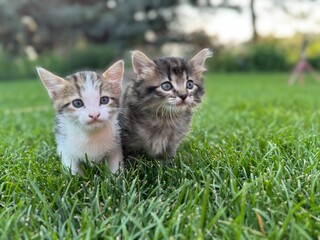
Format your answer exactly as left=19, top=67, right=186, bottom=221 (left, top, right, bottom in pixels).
left=1, top=73, right=320, bottom=239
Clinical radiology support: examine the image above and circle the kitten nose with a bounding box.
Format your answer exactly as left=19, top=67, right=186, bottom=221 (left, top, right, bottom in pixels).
left=179, top=94, right=188, bottom=101
left=88, top=113, right=100, bottom=120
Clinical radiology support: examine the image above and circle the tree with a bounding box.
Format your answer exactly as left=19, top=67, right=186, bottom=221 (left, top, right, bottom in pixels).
left=0, top=0, right=180, bottom=56
left=250, top=0, right=258, bottom=43
left=188, top=0, right=241, bottom=11
left=248, top=0, right=319, bottom=43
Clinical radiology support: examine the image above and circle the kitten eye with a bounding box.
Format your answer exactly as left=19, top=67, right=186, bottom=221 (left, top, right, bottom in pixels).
left=161, top=82, right=173, bottom=91
left=72, top=99, right=84, bottom=108
left=186, top=80, right=194, bottom=89
left=100, top=96, right=109, bottom=105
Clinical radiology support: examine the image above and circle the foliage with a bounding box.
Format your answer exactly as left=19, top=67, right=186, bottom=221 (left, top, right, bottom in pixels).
left=309, top=56, right=320, bottom=70
left=1, top=73, right=320, bottom=238
left=0, top=0, right=246, bottom=61
left=209, top=38, right=320, bottom=72
left=1, top=37, right=320, bottom=81
left=245, top=41, right=289, bottom=71
left=307, top=38, right=320, bottom=70
left=0, top=0, right=178, bottom=57
left=0, top=44, right=119, bottom=80
left=53, top=44, right=119, bottom=74
left=0, top=49, right=35, bottom=80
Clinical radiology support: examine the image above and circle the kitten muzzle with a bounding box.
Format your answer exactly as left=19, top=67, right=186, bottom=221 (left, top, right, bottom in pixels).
left=178, top=94, right=188, bottom=101
left=87, top=119, right=103, bottom=125
left=88, top=113, right=100, bottom=120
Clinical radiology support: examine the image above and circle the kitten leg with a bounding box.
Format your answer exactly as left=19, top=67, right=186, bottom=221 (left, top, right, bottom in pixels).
left=153, top=145, right=177, bottom=161
left=62, top=156, right=83, bottom=176
left=107, top=145, right=123, bottom=173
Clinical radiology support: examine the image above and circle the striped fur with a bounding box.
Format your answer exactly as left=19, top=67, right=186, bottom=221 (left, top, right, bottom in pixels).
left=37, top=60, right=124, bottom=175
left=119, top=49, right=212, bottom=163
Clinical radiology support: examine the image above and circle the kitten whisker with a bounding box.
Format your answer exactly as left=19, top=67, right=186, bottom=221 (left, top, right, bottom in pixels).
left=161, top=105, right=184, bottom=135
left=155, top=103, right=166, bottom=122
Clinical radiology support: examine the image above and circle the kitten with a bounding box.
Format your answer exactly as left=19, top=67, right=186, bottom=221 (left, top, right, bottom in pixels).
left=37, top=61, right=124, bottom=175
left=119, top=49, right=212, bottom=163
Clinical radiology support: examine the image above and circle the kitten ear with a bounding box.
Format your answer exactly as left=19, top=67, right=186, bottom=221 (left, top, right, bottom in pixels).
left=102, top=60, right=124, bottom=83
left=102, top=60, right=124, bottom=94
left=131, top=50, right=155, bottom=77
left=36, top=67, right=67, bottom=100
left=188, top=48, right=213, bottom=72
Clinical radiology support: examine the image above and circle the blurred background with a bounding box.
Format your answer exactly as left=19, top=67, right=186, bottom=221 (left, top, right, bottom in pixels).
left=0, top=0, right=320, bottom=80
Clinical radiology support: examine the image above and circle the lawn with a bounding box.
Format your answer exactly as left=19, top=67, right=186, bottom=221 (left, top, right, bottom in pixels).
left=0, top=73, right=320, bottom=239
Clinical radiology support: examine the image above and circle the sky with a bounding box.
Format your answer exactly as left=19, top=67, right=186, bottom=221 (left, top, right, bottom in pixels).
left=175, top=0, right=320, bottom=44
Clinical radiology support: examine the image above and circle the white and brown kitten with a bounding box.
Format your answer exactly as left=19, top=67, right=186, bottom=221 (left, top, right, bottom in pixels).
left=37, top=61, right=124, bottom=175
left=119, top=49, right=212, bottom=163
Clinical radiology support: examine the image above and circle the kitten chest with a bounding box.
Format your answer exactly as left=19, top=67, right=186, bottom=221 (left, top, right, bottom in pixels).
left=57, top=124, right=117, bottom=163
left=136, top=119, right=188, bottom=157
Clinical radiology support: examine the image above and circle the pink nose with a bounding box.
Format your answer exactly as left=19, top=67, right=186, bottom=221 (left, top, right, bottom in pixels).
left=88, top=113, right=100, bottom=120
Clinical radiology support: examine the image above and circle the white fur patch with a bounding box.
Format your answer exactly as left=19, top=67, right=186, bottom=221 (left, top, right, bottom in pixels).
left=57, top=117, right=121, bottom=174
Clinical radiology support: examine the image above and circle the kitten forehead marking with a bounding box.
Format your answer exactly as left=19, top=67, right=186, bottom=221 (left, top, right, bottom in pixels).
left=83, top=72, right=98, bottom=96
left=156, top=57, right=188, bottom=80
left=85, top=71, right=99, bottom=90
left=71, top=74, right=83, bottom=98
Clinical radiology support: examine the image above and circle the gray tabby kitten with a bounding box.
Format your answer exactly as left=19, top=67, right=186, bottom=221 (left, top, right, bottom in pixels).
left=37, top=61, right=124, bottom=175
left=119, top=49, right=212, bottom=163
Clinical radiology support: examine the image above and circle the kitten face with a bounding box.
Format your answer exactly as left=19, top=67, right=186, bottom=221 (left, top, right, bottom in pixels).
left=58, top=72, right=119, bottom=130
left=151, top=57, right=202, bottom=110
left=131, top=49, right=212, bottom=113
left=37, top=61, right=123, bottom=131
